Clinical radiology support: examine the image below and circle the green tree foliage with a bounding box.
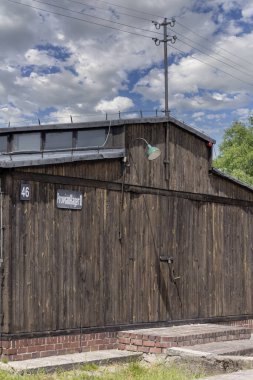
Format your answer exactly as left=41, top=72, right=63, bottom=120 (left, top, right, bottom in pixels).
left=214, top=118, right=253, bottom=186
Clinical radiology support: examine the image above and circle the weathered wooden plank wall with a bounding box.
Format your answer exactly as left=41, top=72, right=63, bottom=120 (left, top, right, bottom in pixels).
left=16, top=121, right=253, bottom=201
left=2, top=174, right=253, bottom=334
left=2, top=120, right=253, bottom=335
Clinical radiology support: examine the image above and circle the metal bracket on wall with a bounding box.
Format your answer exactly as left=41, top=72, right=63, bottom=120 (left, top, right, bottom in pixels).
left=160, top=256, right=181, bottom=283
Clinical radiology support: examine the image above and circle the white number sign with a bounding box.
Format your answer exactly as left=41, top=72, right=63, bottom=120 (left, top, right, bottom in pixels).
left=20, top=184, right=31, bottom=200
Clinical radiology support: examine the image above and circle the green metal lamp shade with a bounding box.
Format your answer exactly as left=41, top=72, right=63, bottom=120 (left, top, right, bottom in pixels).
left=146, top=144, right=161, bottom=160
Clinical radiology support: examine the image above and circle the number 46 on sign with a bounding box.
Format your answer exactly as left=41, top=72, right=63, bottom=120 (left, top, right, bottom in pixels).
left=20, top=184, right=31, bottom=200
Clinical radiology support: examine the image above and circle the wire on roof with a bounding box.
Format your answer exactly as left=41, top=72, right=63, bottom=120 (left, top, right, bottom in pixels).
left=1, top=110, right=165, bottom=128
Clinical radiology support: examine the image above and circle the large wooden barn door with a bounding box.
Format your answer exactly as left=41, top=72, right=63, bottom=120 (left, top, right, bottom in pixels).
left=11, top=176, right=233, bottom=334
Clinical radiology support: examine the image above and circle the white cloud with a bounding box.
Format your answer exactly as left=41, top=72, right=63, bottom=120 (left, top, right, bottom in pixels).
left=193, top=111, right=205, bottom=117
left=0, top=82, right=5, bottom=97
left=95, top=97, right=134, bottom=113
left=206, top=113, right=227, bottom=120
left=24, top=49, right=56, bottom=66
left=212, top=93, right=233, bottom=102
left=232, top=108, right=253, bottom=122
left=0, top=0, right=253, bottom=146
left=242, top=3, right=253, bottom=18
left=192, top=112, right=205, bottom=121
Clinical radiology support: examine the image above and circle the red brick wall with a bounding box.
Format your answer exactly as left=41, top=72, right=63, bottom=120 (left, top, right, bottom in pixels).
left=1, top=332, right=118, bottom=361
left=2, top=319, right=253, bottom=361
left=117, top=324, right=251, bottom=355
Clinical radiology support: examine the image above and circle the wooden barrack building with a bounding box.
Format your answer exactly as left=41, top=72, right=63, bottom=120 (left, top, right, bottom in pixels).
left=0, top=116, right=253, bottom=360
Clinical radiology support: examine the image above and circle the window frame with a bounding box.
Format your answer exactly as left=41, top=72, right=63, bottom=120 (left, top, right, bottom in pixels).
left=0, top=125, right=123, bottom=155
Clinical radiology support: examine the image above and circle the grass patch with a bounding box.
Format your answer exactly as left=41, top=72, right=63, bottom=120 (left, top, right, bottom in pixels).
left=0, top=362, right=204, bottom=380
left=81, top=363, right=99, bottom=371
left=97, top=363, right=203, bottom=380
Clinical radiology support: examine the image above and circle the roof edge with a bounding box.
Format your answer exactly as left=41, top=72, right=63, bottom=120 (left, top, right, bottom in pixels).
left=211, top=167, right=253, bottom=193
left=169, top=116, right=216, bottom=144
left=0, top=117, right=169, bottom=134
left=0, top=116, right=216, bottom=143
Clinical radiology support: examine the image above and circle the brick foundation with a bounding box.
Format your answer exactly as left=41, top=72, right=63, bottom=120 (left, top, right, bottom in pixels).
left=1, top=319, right=253, bottom=361
left=0, top=332, right=118, bottom=361
left=117, top=324, right=251, bottom=355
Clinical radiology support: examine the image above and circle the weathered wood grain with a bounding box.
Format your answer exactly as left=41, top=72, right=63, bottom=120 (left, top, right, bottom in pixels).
left=1, top=120, right=253, bottom=335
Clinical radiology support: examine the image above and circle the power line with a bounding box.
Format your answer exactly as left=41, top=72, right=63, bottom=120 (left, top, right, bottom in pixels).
left=169, top=42, right=253, bottom=89
left=54, top=0, right=253, bottom=82
left=169, top=26, right=252, bottom=77
left=176, top=37, right=253, bottom=81
left=151, top=17, right=253, bottom=102
left=61, top=0, right=253, bottom=69
left=6, top=0, right=155, bottom=39
left=63, top=0, right=153, bottom=23
left=26, top=0, right=162, bottom=36
left=51, top=0, right=253, bottom=78
left=6, top=0, right=253, bottom=90
left=78, top=0, right=164, bottom=20
left=176, top=19, right=252, bottom=67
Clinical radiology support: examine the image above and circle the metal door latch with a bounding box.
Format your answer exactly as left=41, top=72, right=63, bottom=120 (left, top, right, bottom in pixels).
left=160, top=256, right=174, bottom=264
left=159, top=256, right=181, bottom=283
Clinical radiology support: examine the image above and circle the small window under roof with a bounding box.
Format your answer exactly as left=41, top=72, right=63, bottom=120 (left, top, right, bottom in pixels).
left=0, top=135, right=8, bottom=153
left=44, top=131, right=72, bottom=151
left=12, top=133, right=41, bottom=152
left=76, top=129, right=106, bottom=149
left=0, top=122, right=126, bottom=167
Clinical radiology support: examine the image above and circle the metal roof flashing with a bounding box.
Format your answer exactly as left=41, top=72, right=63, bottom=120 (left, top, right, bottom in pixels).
left=0, top=149, right=126, bottom=168
left=0, top=116, right=215, bottom=143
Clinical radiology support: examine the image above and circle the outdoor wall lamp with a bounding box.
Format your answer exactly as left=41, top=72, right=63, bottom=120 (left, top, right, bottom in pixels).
left=133, top=137, right=161, bottom=160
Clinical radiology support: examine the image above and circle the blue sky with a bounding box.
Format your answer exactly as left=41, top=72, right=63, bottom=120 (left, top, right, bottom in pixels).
left=0, top=0, right=253, bottom=150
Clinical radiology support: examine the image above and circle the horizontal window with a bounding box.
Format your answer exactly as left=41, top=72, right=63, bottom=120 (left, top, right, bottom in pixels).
left=0, top=126, right=121, bottom=154
left=12, top=133, right=41, bottom=152
left=0, top=135, right=8, bottom=153
left=44, top=132, right=72, bottom=150
left=76, top=129, right=106, bottom=148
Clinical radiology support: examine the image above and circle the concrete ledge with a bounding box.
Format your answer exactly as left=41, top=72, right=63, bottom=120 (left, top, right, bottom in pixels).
left=167, top=347, right=253, bottom=375
left=2, top=349, right=142, bottom=374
